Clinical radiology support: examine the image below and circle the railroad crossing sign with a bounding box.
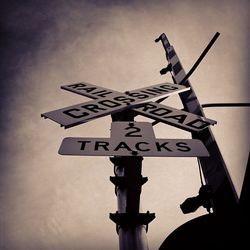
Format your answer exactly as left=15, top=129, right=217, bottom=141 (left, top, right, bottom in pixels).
left=41, top=32, right=234, bottom=250
left=42, top=82, right=189, bottom=128
left=59, top=122, right=209, bottom=157
left=42, top=82, right=216, bottom=132
left=42, top=80, right=216, bottom=157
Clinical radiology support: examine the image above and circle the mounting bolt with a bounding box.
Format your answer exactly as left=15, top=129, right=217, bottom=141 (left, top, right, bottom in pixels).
left=132, top=151, right=138, bottom=156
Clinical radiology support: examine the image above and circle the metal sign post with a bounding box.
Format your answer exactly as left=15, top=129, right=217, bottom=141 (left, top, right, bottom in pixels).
left=110, top=155, right=151, bottom=250
left=41, top=33, right=229, bottom=249
left=42, top=82, right=211, bottom=250
left=109, top=111, right=153, bottom=250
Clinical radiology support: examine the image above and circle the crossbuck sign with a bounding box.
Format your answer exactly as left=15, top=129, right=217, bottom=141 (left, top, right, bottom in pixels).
left=42, top=82, right=216, bottom=132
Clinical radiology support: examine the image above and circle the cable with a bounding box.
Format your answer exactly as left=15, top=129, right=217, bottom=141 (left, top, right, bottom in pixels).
left=202, top=103, right=250, bottom=108
left=155, top=32, right=220, bottom=104
left=197, top=158, right=204, bottom=186
left=179, top=32, right=220, bottom=85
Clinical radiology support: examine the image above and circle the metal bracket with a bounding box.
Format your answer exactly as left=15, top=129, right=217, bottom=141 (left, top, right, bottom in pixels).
left=110, top=156, right=125, bottom=166
left=109, top=211, right=155, bottom=233
left=109, top=156, right=143, bottom=166
left=110, top=176, right=148, bottom=187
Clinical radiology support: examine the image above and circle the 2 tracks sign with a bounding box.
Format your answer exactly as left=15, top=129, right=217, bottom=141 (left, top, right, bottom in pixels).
left=59, top=122, right=209, bottom=157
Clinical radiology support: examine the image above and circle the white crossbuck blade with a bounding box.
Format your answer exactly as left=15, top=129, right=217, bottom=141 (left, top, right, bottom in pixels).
left=42, top=82, right=189, bottom=128
left=42, top=82, right=216, bottom=132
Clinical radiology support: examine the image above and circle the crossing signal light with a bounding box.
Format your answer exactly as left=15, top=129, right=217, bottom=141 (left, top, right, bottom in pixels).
left=180, top=185, right=213, bottom=214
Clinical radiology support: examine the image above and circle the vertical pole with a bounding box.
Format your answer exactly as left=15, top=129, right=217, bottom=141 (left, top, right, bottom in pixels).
left=114, top=156, right=148, bottom=250
left=239, top=152, right=250, bottom=246
left=109, top=110, right=155, bottom=250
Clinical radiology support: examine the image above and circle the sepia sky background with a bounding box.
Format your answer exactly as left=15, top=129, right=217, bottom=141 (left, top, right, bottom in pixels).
left=1, top=0, right=250, bottom=249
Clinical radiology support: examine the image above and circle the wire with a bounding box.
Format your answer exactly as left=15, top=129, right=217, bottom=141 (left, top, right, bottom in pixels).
left=202, top=103, right=250, bottom=108
left=197, top=158, right=204, bottom=186
left=155, top=32, right=220, bottom=105
left=179, top=32, right=220, bottom=85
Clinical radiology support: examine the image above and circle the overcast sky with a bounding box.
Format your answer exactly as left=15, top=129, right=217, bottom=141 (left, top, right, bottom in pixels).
left=1, top=0, right=250, bottom=249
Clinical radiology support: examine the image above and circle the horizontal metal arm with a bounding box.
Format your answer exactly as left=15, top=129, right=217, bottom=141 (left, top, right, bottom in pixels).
left=202, top=103, right=250, bottom=108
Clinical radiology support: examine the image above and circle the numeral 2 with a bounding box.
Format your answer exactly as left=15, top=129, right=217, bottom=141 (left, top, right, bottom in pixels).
left=125, top=126, right=142, bottom=137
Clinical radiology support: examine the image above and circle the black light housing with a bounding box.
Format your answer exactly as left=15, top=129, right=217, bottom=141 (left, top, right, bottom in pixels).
left=180, top=185, right=213, bottom=214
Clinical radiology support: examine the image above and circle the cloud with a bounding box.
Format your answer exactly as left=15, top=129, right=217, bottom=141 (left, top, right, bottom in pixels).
left=1, top=0, right=249, bottom=249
